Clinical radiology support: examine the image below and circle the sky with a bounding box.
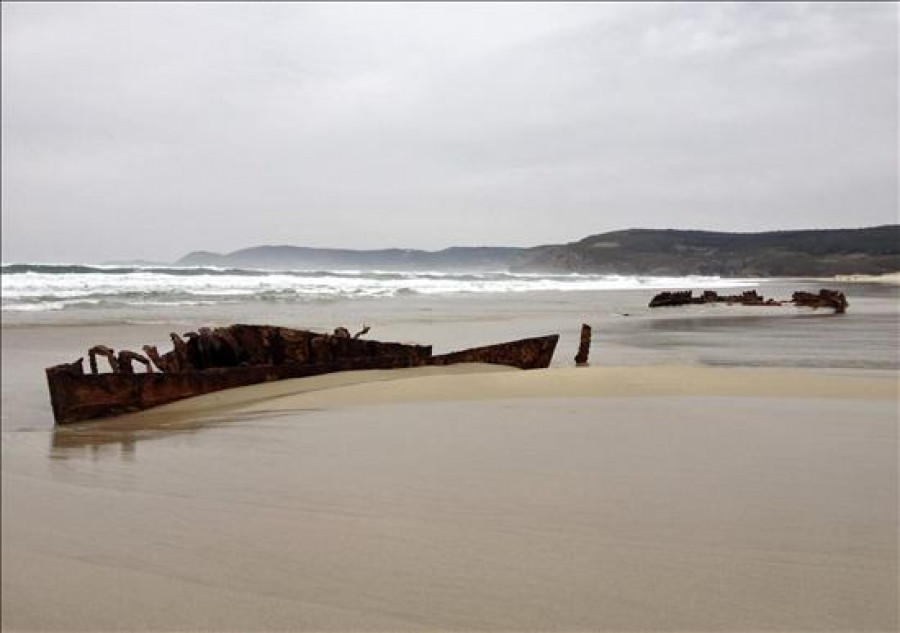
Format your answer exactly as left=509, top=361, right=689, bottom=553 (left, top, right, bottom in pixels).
left=2, top=2, right=897, bottom=263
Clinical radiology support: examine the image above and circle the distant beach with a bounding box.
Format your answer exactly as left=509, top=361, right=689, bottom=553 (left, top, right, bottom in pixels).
left=833, top=272, right=900, bottom=285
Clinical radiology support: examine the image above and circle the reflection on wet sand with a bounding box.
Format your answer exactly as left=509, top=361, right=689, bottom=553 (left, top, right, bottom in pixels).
left=646, top=310, right=843, bottom=331
left=48, top=407, right=296, bottom=460
left=50, top=412, right=217, bottom=460
left=52, top=433, right=137, bottom=461
left=625, top=309, right=897, bottom=369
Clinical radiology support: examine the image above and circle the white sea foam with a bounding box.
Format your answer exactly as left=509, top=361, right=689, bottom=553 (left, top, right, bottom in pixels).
left=1, top=264, right=758, bottom=312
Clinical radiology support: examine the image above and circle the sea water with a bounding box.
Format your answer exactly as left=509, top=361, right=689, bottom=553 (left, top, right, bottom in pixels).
left=1, top=263, right=759, bottom=314
left=1, top=263, right=896, bottom=370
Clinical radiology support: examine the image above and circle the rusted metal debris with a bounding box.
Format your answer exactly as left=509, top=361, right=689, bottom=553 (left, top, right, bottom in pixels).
left=574, top=324, right=592, bottom=366
left=46, top=324, right=559, bottom=425
left=648, top=288, right=848, bottom=313
left=649, top=289, right=781, bottom=308
left=791, top=289, right=849, bottom=314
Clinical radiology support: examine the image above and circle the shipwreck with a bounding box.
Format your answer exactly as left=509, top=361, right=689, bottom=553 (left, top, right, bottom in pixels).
left=45, top=325, right=559, bottom=425
left=648, top=288, right=849, bottom=313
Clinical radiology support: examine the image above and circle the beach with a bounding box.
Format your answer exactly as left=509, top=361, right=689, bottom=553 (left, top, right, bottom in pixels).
left=2, top=278, right=898, bottom=630
left=3, top=364, right=898, bottom=630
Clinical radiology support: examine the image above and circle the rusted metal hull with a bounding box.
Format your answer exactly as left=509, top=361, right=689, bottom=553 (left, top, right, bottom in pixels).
left=648, top=288, right=849, bottom=313
left=46, top=328, right=559, bottom=425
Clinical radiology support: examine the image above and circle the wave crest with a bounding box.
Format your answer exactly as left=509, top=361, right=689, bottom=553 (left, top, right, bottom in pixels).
left=2, top=263, right=757, bottom=312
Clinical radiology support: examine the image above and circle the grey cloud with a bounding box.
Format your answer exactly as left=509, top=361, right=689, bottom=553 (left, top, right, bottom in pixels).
left=2, top=2, right=896, bottom=263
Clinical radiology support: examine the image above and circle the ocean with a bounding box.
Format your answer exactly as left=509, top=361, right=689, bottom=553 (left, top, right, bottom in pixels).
left=2, top=263, right=898, bottom=431
left=1, top=263, right=761, bottom=315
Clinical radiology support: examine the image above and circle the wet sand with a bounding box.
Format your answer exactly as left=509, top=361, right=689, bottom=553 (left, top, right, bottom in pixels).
left=3, top=365, right=897, bottom=630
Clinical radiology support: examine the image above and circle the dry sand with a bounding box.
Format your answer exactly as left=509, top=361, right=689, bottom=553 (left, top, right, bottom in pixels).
left=3, top=365, right=898, bottom=631
left=239, top=363, right=898, bottom=411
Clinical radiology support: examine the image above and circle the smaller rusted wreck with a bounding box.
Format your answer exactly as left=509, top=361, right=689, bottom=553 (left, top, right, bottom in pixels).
left=46, top=325, right=559, bottom=425
left=648, top=288, right=848, bottom=313
left=790, top=289, right=849, bottom=314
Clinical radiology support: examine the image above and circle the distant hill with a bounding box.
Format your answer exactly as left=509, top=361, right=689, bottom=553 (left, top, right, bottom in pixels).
left=176, top=245, right=529, bottom=271
left=175, top=225, right=900, bottom=276
left=100, top=259, right=168, bottom=267
left=515, top=225, right=900, bottom=276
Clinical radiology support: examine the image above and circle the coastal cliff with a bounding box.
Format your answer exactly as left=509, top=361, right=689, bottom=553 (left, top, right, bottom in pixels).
left=515, top=225, right=900, bottom=276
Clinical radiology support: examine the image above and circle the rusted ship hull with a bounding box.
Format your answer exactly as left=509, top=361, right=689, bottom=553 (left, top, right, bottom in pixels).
left=648, top=288, right=849, bottom=313
left=46, top=326, right=559, bottom=425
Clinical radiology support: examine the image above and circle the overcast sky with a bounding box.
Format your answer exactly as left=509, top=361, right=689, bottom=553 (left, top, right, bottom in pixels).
left=2, top=2, right=897, bottom=263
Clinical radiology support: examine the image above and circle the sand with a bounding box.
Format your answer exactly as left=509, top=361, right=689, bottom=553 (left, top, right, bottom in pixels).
left=240, top=363, right=898, bottom=410
left=3, top=365, right=898, bottom=630
left=833, top=272, right=900, bottom=285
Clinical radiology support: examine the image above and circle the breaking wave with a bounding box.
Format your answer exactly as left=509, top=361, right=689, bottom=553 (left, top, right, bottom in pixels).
left=1, top=263, right=757, bottom=312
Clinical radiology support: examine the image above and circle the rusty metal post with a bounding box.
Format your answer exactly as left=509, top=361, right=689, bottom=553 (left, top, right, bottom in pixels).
left=574, top=324, right=591, bottom=366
